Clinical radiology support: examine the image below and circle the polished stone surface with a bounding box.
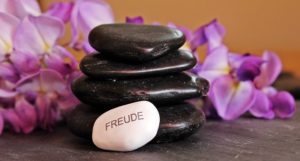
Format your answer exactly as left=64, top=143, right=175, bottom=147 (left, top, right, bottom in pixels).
left=89, top=24, right=185, bottom=62
left=71, top=73, right=209, bottom=106
left=153, top=103, right=205, bottom=143
left=67, top=102, right=205, bottom=143
left=80, top=50, right=196, bottom=78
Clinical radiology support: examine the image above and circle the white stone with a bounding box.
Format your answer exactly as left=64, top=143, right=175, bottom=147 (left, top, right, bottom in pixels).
left=92, top=101, right=160, bottom=151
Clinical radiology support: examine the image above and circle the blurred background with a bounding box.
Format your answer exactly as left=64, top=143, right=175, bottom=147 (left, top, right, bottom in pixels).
left=41, top=0, right=300, bottom=75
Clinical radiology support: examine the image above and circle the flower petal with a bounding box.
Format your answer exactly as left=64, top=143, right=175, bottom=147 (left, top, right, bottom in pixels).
left=0, top=0, right=41, bottom=19
left=126, top=16, right=144, bottom=24
left=0, top=112, right=3, bottom=135
left=44, top=53, right=74, bottom=75
left=249, top=90, right=275, bottom=119
left=204, top=20, right=226, bottom=51
left=255, top=51, right=282, bottom=88
left=14, top=0, right=41, bottom=18
left=271, top=91, right=296, bottom=119
left=191, top=19, right=225, bottom=52
left=198, top=45, right=230, bottom=83
left=16, top=69, right=66, bottom=94
left=14, top=17, right=45, bottom=54
left=236, top=56, right=263, bottom=81
left=28, top=15, right=64, bottom=51
left=0, top=12, right=20, bottom=55
left=70, top=1, right=80, bottom=46
left=35, top=94, right=59, bottom=130
left=0, top=62, right=20, bottom=83
left=83, top=41, right=95, bottom=54
left=15, top=96, right=37, bottom=133
left=50, top=46, right=79, bottom=75
left=2, top=108, right=22, bottom=133
left=76, top=0, right=114, bottom=38
left=210, top=75, right=256, bottom=120
left=10, top=51, right=40, bottom=75
left=0, top=89, right=17, bottom=98
left=46, top=2, right=74, bottom=23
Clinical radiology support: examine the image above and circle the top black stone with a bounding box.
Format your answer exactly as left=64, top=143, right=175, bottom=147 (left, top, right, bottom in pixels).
left=88, top=23, right=185, bottom=62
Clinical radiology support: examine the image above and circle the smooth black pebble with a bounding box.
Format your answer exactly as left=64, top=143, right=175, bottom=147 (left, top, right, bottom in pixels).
left=80, top=50, right=196, bottom=78
left=88, top=24, right=185, bottom=62
left=66, top=103, right=205, bottom=143
left=71, top=73, right=209, bottom=107
left=152, top=103, right=205, bottom=143
left=274, top=72, right=300, bottom=99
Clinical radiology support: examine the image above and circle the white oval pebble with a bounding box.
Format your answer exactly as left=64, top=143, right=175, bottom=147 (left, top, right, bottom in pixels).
left=92, top=101, right=160, bottom=151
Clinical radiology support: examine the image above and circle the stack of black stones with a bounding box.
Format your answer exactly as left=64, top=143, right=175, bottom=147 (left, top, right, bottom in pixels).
left=67, top=24, right=210, bottom=143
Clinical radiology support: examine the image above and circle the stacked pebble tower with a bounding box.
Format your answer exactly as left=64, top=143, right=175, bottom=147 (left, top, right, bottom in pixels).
left=68, top=24, right=209, bottom=151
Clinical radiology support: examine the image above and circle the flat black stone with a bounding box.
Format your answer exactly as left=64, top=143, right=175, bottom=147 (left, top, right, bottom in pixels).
left=153, top=103, right=206, bottom=143
left=66, top=103, right=205, bottom=143
left=71, top=73, right=209, bottom=107
left=274, top=72, right=300, bottom=99
left=80, top=50, right=196, bottom=78
left=88, top=24, right=185, bottom=62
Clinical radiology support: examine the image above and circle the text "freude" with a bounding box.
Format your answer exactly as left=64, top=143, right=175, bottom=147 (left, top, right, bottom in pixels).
left=105, top=111, right=144, bottom=131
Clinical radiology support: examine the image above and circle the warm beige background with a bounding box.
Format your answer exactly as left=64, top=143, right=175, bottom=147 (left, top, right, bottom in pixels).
left=42, top=0, right=300, bottom=75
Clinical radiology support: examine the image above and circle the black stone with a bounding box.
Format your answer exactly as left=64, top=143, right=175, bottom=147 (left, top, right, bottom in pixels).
left=80, top=50, right=196, bottom=78
left=71, top=73, right=209, bottom=107
left=88, top=24, right=185, bottom=62
left=274, top=72, right=300, bottom=99
left=152, top=103, right=206, bottom=143
left=66, top=103, right=206, bottom=143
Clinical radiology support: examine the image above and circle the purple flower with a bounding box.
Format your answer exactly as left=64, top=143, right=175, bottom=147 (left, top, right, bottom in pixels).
left=0, top=11, right=80, bottom=134
left=14, top=96, right=37, bottom=133
left=12, top=15, right=77, bottom=75
left=126, top=16, right=144, bottom=24
left=249, top=52, right=296, bottom=119
left=170, top=20, right=225, bottom=74
left=15, top=69, right=79, bottom=130
left=0, top=62, right=20, bottom=83
left=0, top=0, right=41, bottom=19
left=46, top=2, right=74, bottom=23
left=209, top=75, right=256, bottom=120
left=236, top=55, right=263, bottom=81
left=198, top=45, right=258, bottom=120
left=0, top=12, right=20, bottom=57
left=188, top=19, right=225, bottom=52
left=195, top=21, right=295, bottom=120
left=0, top=112, right=3, bottom=134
